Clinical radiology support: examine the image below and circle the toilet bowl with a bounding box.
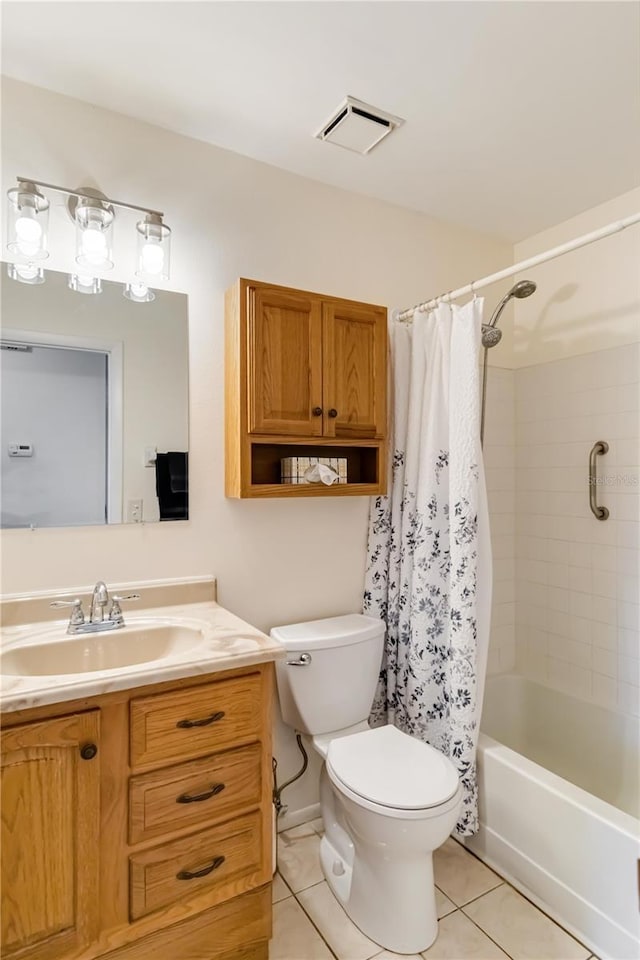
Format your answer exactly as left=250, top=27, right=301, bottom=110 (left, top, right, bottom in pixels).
left=316, top=724, right=462, bottom=953
left=272, top=614, right=463, bottom=954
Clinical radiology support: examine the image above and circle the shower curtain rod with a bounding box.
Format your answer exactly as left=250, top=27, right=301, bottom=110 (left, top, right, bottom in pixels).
left=397, top=211, right=640, bottom=321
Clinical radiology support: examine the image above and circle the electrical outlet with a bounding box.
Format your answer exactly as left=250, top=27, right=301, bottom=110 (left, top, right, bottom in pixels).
left=127, top=499, right=143, bottom=523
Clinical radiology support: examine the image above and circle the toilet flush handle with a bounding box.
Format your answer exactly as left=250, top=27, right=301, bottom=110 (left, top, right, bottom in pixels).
left=286, top=652, right=312, bottom=666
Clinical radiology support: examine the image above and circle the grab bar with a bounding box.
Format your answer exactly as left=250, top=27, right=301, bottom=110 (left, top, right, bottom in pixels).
left=589, top=441, right=609, bottom=521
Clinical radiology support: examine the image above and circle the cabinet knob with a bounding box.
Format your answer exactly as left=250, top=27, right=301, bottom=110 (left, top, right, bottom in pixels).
left=312, top=407, right=323, bottom=417
left=80, top=742, right=98, bottom=761
left=328, top=408, right=338, bottom=418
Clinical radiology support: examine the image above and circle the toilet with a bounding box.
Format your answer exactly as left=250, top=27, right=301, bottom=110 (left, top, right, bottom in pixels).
left=272, top=613, right=463, bottom=955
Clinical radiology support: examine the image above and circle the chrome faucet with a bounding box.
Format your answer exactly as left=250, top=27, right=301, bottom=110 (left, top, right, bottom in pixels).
left=51, top=581, right=140, bottom=635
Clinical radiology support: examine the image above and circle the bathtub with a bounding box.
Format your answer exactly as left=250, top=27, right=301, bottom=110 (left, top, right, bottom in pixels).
left=464, top=674, right=640, bottom=960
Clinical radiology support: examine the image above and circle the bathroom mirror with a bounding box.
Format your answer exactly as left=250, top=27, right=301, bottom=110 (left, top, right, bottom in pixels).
left=1, top=265, right=189, bottom=528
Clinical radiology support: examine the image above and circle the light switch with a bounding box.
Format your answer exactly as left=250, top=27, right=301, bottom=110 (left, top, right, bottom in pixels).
left=8, top=443, right=33, bottom=458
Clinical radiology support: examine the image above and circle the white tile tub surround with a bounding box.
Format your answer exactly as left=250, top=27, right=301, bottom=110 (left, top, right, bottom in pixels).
left=514, top=343, right=640, bottom=715
left=483, top=366, right=517, bottom=675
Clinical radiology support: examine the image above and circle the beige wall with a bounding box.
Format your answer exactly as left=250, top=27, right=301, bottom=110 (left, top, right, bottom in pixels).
left=512, top=188, right=640, bottom=366
left=1, top=77, right=512, bottom=820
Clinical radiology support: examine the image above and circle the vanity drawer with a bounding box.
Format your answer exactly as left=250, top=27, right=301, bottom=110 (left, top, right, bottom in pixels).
left=129, top=810, right=263, bottom=920
left=129, top=743, right=262, bottom=844
left=130, top=673, right=262, bottom=768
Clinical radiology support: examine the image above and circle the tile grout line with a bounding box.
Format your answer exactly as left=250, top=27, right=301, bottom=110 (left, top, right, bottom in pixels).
left=292, top=878, right=385, bottom=960
left=454, top=905, right=517, bottom=960
left=292, top=886, right=341, bottom=960
left=459, top=880, right=590, bottom=960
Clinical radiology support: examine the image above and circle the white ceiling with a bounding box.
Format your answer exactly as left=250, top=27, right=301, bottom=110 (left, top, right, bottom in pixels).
left=2, top=1, right=639, bottom=241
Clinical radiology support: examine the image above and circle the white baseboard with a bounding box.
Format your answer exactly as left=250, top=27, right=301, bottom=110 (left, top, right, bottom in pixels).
left=276, top=802, right=321, bottom=833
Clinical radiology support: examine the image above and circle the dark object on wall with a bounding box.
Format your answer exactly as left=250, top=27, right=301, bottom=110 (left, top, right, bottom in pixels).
left=155, top=452, right=188, bottom=520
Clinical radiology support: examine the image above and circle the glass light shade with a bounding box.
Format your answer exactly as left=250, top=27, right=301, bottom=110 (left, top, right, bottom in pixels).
left=6, top=183, right=49, bottom=261
left=68, top=273, right=102, bottom=295
left=6, top=261, right=45, bottom=285
left=135, top=215, right=171, bottom=282
left=123, top=281, right=155, bottom=303
left=75, top=199, right=114, bottom=270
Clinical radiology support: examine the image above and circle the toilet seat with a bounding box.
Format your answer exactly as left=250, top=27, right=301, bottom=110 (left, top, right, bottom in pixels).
left=326, top=725, right=460, bottom=815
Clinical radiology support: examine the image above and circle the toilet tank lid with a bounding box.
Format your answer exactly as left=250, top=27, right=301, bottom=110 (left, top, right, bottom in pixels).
left=270, top=614, right=385, bottom=650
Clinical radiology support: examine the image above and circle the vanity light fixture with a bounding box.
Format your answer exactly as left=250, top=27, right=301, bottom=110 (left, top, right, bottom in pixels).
left=5, top=177, right=172, bottom=282
left=6, top=181, right=49, bottom=261
left=123, top=281, right=155, bottom=303
left=68, top=273, right=102, bottom=295
left=6, top=262, right=45, bottom=285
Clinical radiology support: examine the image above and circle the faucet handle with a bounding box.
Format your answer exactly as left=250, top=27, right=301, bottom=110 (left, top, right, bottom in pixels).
left=109, top=594, right=140, bottom=625
left=50, top=598, right=85, bottom=625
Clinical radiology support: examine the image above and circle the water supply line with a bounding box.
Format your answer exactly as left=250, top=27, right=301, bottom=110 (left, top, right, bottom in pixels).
left=272, top=733, right=309, bottom=818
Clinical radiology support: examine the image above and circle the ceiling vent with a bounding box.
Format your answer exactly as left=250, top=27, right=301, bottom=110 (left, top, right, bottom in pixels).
left=315, top=96, right=404, bottom=155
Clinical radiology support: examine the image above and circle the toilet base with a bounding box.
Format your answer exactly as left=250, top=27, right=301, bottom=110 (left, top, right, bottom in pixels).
left=322, top=832, right=439, bottom=954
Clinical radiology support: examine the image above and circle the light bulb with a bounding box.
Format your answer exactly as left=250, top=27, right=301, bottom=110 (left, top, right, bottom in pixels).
left=68, top=273, right=102, bottom=295
left=81, top=225, right=108, bottom=262
left=6, top=183, right=49, bottom=261
left=16, top=263, right=40, bottom=281
left=124, top=281, right=155, bottom=303
left=15, top=213, right=42, bottom=243
left=141, top=242, right=164, bottom=275
left=7, top=261, right=45, bottom=284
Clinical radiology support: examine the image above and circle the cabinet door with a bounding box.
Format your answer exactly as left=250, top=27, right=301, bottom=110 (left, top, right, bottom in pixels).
left=248, top=285, right=323, bottom=436
left=322, top=302, right=387, bottom=439
left=1, top=711, right=100, bottom=960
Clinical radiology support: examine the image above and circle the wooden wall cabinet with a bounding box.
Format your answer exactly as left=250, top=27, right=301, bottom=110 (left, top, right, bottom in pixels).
left=0, top=664, right=273, bottom=960
left=226, top=278, right=388, bottom=497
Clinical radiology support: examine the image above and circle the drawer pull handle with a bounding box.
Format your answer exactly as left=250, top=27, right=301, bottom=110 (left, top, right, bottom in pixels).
left=176, top=710, right=225, bottom=729
left=176, top=855, right=225, bottom=881
left=176, top=782, right=225, bottom=804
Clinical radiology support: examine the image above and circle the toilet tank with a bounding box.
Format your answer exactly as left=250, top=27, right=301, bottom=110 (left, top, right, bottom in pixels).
left=271, top=614, right=385, bottom=735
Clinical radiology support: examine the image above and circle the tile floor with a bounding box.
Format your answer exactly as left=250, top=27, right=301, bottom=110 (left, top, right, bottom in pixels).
left=271, top=820, right=597, bottom=960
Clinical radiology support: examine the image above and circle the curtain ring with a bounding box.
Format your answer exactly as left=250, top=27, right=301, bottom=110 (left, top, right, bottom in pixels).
left=470, top=280, right=477, bottom=301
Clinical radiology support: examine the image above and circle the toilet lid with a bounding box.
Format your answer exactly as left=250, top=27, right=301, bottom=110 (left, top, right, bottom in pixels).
left=326, top=725, right=460, bottom=810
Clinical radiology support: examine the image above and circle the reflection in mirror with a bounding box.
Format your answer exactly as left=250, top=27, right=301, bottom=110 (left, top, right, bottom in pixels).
left=1, top=265, right=189, bottom=528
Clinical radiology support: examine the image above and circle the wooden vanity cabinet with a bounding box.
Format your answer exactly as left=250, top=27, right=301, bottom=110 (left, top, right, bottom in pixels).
left=226, top=278, right=388, bottom=497
left=0, top=664, right=274, bottom=960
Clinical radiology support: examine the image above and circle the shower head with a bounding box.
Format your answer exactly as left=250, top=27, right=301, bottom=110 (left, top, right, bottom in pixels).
left=511, top=280, right=537, bottom=299
left=487, top=279, right=537, bottom=331
left=481, top=324, right=503, bottom=348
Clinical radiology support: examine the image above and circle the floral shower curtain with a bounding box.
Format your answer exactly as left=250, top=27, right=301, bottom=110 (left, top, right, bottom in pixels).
left=364, top=300, right=492, bottom=836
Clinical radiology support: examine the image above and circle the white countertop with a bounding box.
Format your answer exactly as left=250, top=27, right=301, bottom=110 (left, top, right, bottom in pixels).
left=0, top=600, right=285, bottom=713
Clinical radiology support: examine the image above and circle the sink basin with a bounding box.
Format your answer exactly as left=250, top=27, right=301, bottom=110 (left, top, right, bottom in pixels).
left=0, top=621, right=206, bottom=676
